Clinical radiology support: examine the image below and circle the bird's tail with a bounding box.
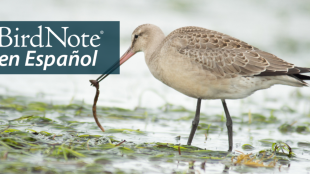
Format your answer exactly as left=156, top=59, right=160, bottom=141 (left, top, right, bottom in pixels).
left=288, top=67, right=310, bottom=85
left=257, top=66, right=310, bottom=86
left=291, top=73, right=310, bottom=81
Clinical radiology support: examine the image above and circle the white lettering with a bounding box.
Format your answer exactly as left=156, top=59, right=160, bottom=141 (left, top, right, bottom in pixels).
left=46, top=27, right=68, bottom=47
left=81, top=55, right=91, bottom=66
left=25, top=51, right=36, bottom=66
left=9, top=55, right=19, bottom=66
left=57, top=55, right=67, bottom=66
left=90, top=35, right=100, bottom=47
left=43, top=55, right=55, bottom=70
left=36, top=55, right=44, bottom=66
left=68, top=35, right=80, bottom=47
left=0, top=55, right=8, bottom=66
left=81, top=33, right=89, bottom=47
left=0, top=27, right=12, bottom=47
left=30, top=25, right=43, bottom=47
left=21, top=35, right=30, bottom=47
left=92, top=50, right=98, bottom=66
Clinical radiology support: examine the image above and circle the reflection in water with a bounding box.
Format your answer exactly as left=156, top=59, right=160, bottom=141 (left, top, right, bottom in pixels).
left=200, top=161, right=206, bottom=171
left=189, top=161, right=195, bottom=170
left=175, top=135, right=181, bottom=144
left=188, top=161, right=195, bottom=174
left=223, top=165, right=230, bottom=174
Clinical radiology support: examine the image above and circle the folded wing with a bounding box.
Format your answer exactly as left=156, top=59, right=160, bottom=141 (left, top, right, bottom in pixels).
left=167, top=26, right=308, bottom=79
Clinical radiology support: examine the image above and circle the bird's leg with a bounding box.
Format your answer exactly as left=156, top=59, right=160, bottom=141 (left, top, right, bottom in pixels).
left=221, top=99, right=233, bottom=152
left=187, top=98, right=202, bottom=145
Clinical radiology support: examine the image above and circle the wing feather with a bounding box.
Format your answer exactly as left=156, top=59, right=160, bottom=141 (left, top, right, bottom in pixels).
left=168, top=26, right=296, bottom=78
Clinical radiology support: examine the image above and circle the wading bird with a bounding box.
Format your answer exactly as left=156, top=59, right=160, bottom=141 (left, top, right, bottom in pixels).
left=94, top=24, right=310, bottom=151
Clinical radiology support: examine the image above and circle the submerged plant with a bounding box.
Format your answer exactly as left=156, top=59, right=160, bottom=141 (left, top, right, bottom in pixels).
left=272, top=142, right=294, bottom=157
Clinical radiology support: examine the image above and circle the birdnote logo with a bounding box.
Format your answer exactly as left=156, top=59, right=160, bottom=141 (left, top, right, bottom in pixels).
left=0, top=21, right=119, bottom=74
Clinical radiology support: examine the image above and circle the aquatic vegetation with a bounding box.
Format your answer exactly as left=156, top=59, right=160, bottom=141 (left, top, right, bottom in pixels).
left=272, top=142, right=294, bottom=157
left=233, top=151, right=277, bottom=168
left=278, top=123, right=310, bottom=134
left=242, top=144, right=255, bottom=151
left=0, top=94, right=309, bottom=173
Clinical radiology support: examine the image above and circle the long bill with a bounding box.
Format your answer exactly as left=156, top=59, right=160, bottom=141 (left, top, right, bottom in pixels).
left=95, top=47, right=135, bottom=83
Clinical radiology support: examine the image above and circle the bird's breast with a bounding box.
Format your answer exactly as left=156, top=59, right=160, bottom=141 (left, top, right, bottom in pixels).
left=150, top=51, right=219, bottom=99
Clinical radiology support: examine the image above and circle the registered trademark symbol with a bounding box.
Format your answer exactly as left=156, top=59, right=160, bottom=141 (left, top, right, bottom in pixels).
left=100, top=30, right=104, bottom=34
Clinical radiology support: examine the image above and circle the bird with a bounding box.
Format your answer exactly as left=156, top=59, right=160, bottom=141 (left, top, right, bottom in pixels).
left=94, top=24, right=310, bottom=151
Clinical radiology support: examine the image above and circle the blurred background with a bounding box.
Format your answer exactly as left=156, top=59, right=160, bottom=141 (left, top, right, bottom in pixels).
left=0, top=0, right=310, bottom=114
left=1, top=1, right=310, bottom=173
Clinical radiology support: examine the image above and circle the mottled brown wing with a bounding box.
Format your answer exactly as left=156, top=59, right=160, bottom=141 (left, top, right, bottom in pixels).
left=168, top=26, right=295, bottom=78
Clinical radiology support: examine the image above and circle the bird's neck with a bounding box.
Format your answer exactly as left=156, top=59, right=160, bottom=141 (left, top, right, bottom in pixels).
left=144, top=31, right=165, bottom=65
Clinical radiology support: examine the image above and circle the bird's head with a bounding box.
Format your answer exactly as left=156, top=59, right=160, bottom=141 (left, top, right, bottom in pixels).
left=95, top=24, right=163, bottom=83
left=122, top=24, right=162, bottom=63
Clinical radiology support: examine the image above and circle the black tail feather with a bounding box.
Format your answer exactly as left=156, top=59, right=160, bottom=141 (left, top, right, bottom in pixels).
left=256, top=66, right=310, bottom=83
left=290, top=74, right=310, bottom=81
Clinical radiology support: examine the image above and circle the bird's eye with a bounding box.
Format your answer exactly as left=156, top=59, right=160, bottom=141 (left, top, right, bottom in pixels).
left=134, top=35, right=139, bottom=39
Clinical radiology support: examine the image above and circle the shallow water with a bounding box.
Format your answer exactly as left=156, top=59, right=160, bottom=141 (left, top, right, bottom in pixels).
left=0, top=91, right=310, bottom=173
left=0, top=0, right=310, bottom=173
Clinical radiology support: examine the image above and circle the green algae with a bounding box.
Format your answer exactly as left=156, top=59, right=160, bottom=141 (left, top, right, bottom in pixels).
left=105, top=128, right=145, bottom=134
left=278, top=123, right=295, bottom=133
left=242, top=144, right=255, bottom=150
left=0, top=93, right=308, bottom=173
left=1, top=129, right=21, bottom=134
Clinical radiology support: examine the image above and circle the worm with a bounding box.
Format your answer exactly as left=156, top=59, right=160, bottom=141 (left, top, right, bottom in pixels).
left=89, top=80, right=105, bottom=132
